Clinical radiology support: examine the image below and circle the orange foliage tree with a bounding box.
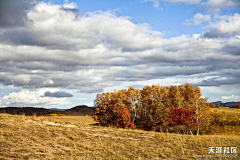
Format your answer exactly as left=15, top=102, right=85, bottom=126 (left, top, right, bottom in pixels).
left=92, top=98, right=136, bottom=129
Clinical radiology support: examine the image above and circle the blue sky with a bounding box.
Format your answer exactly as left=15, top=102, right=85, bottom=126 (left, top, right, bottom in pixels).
left=46, top=0, right=210, bottom=37
left=0, top=0, right=240, bottom=108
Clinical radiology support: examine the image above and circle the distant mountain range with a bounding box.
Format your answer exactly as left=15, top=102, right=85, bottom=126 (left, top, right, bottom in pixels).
left=0, top=105, right=96, bottom=116
left=211, top=101, right=240, bottom=107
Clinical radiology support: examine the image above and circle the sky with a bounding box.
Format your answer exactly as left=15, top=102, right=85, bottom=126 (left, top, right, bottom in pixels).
left=0, top=0, right=239, bottom=108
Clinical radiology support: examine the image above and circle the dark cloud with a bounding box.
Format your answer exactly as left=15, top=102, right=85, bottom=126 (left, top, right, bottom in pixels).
left=197, top=77, right=240, bottom=86
left=0, top=0, right=40, bottom=28
left=192, top=69, right=240, bottom=87
left=221, top=37, right=240, bottom=55
left=203, top=31, right=224, bottom=38
left=202, top=31, right=239, bottom=38
left=44, top=91, right=73, bottom=98
left=222, top=45, right=240, bottom=55
left=61, top=8, right=79, bottom=16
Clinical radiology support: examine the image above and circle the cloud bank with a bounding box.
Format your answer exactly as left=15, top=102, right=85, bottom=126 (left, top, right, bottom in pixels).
left=0, top=0, right=239, bottom=101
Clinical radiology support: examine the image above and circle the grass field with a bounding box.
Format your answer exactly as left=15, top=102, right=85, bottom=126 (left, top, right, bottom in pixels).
left=210, top=107, right=240, bottom=114
left=0, top=113, right=239, bottom=159
left=38, top=115, right=96, bottom=125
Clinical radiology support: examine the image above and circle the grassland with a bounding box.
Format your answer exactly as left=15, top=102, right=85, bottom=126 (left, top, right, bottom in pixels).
left=0, top=113, right=239, bottom=159
left=38, top=115, right=96, bottom=126
left=210, top=107, right=240, bottom=114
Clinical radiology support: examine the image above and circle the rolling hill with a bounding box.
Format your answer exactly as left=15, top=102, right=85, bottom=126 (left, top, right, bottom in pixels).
left=0, top=105, right=96, bottom=116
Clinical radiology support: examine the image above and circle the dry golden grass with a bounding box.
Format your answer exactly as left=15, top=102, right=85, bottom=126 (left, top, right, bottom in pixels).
left=38, top=115, right=96, bottom=125
left=0, top=113, right=239, bottom=159
left=210, top=107, right=240, bottom=114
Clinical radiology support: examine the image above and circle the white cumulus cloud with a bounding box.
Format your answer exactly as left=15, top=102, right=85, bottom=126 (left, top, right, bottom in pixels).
left=185, top=13, right=211, bottom=25
left=221, top=95, right=239, bottom=100
left=63, top=1, right=77, bottom=9
left=204, top=13, right=240, bottom=38
left=200, top=0, right=240, bottom=13
left=1, top=89, right=71, bottom=106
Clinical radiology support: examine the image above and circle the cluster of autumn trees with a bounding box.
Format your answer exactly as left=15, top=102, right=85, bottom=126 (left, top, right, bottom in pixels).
left=231, top=104, right=240, bottom=109
left=92, top=84, right=240, bottom=135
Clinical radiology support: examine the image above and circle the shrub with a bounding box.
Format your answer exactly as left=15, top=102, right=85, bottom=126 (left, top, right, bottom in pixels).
left=231, top=104, right=240, bottom=109
left=143, top=122, right=154, bottom=131
left=92, top=98, right=136, bottom=129
left=169, top=108, right=197, bottom=134
left=208, top=103, right=216, bottom=108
